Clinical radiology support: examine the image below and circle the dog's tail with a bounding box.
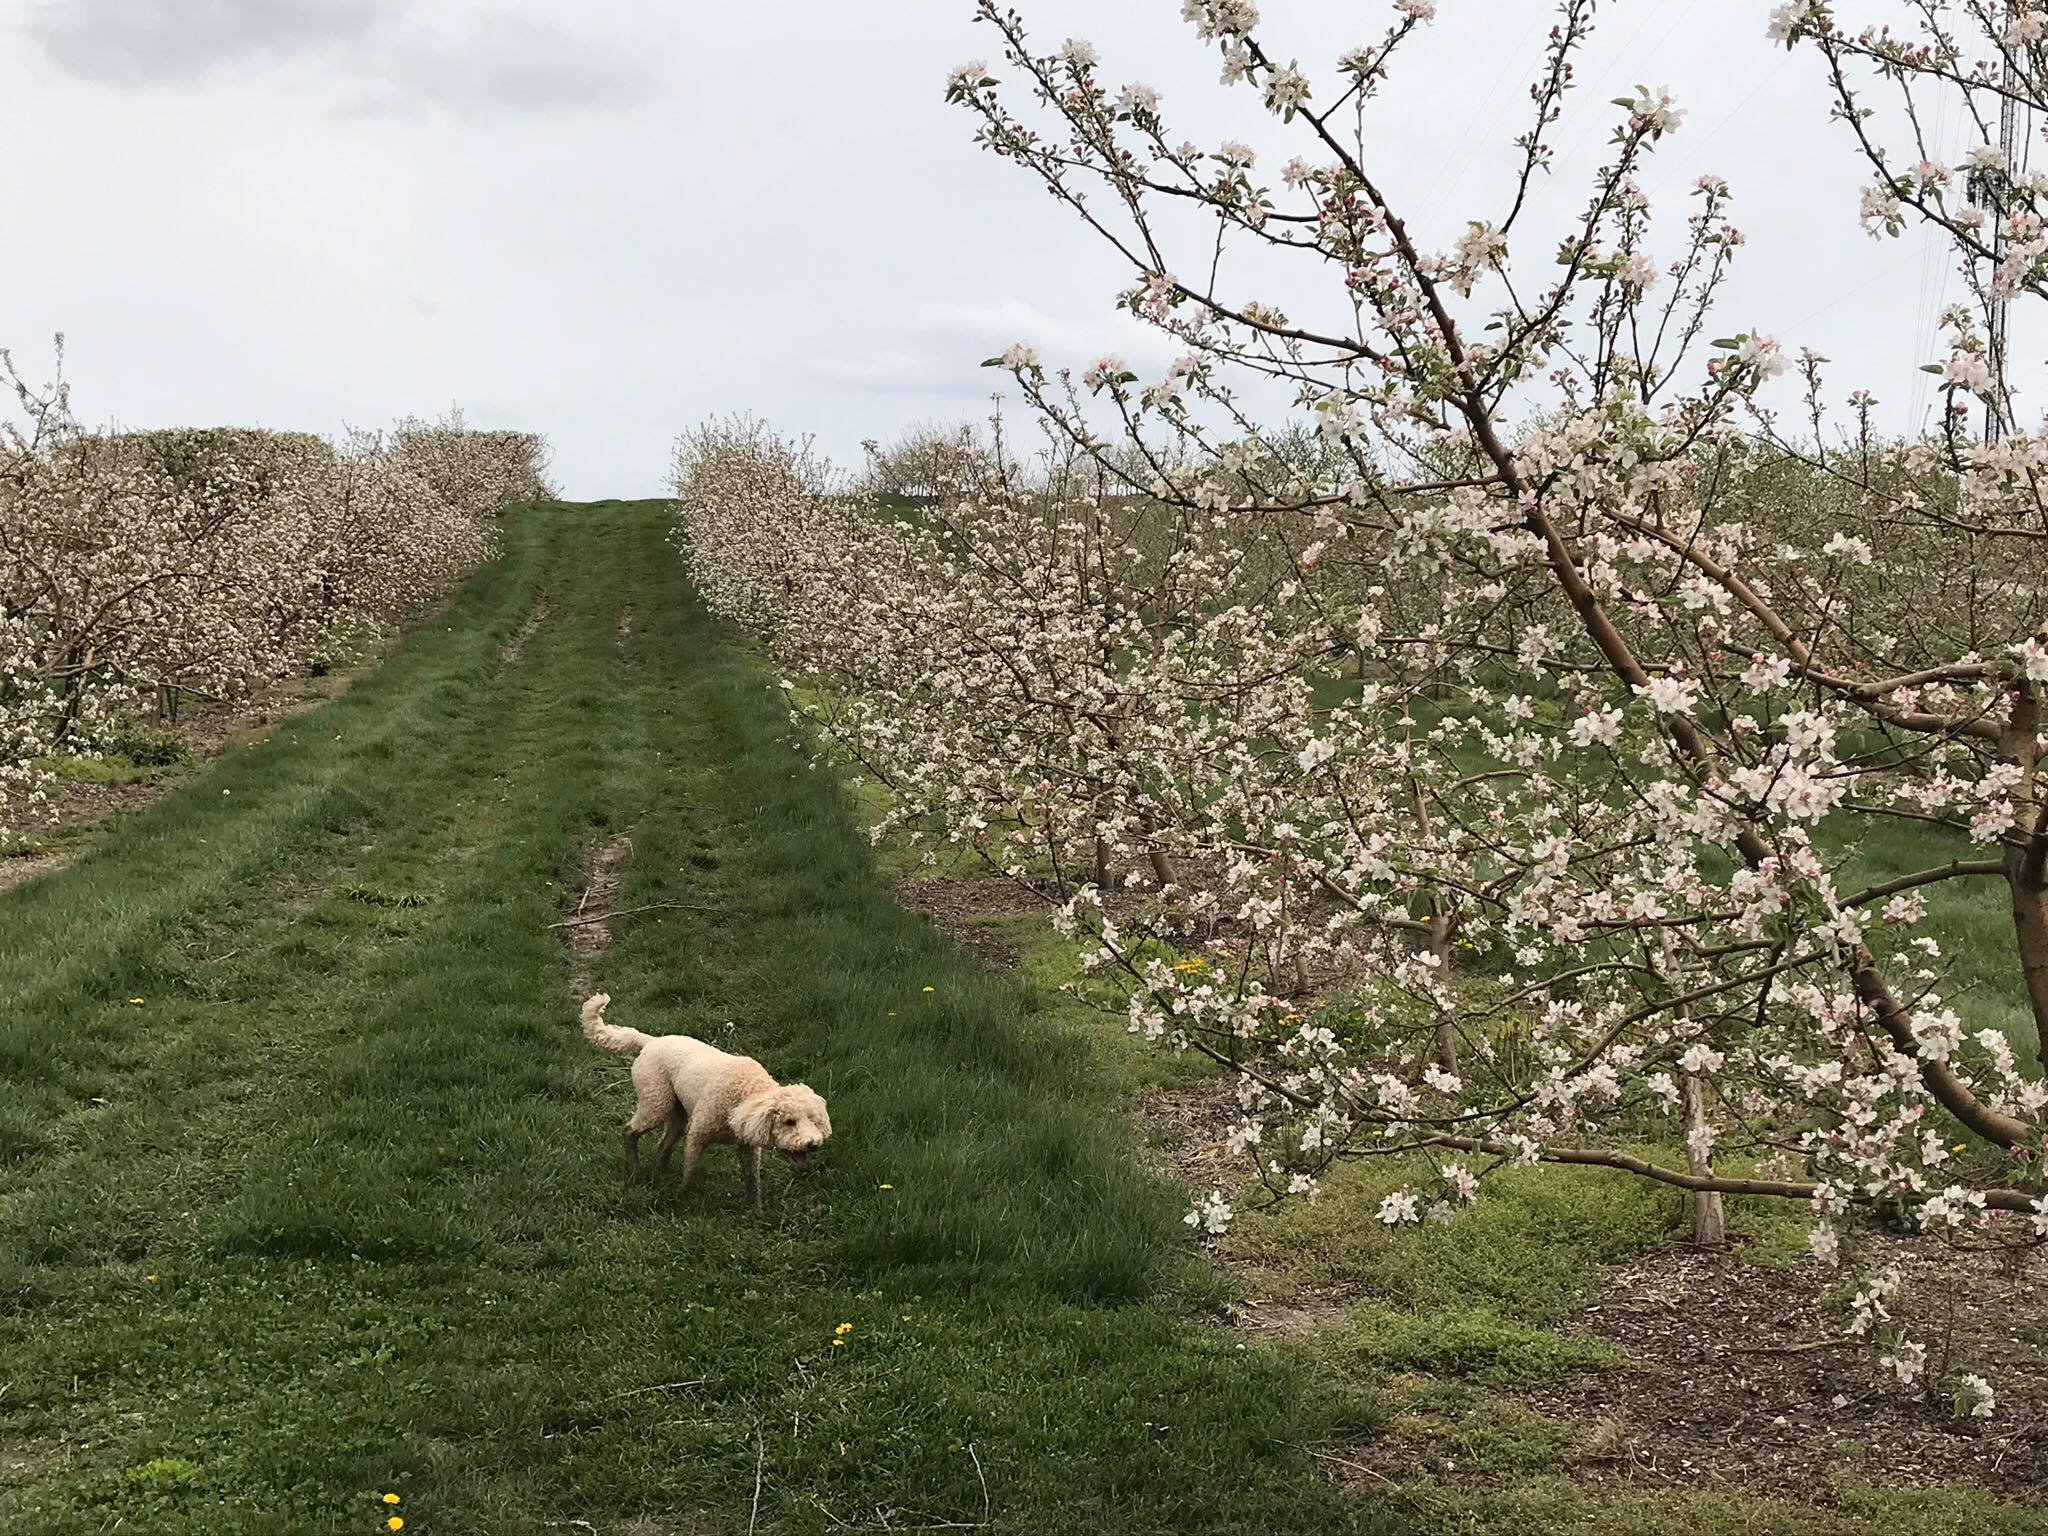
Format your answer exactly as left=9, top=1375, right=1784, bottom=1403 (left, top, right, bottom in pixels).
left=580, top=992, right=651, bottom=1055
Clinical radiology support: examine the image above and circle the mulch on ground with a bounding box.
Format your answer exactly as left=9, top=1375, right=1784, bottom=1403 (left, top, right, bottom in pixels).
left=893, top=875, right=1051, bottom=971
left=1516, top=1231, right=2048, bottom=1498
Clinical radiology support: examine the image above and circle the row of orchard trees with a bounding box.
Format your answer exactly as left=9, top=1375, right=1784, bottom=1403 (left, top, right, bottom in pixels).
left=678, top=0, right=2048, bottom=1408
left=1, top=343, right=552, bottom=835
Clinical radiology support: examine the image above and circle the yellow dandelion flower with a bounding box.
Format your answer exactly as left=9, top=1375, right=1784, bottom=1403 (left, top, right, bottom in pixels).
left=830, top=1338, right=845, bottom=1348
left=387, top=1520, right=405, bottom=1532
left=145, top=1274, right=158, bottom=1283
left=835, top=1321, right=854, bottom=1335
left=879, top=1183, right=894, bottom=1190
left=129, top=998, right=145, bottom=1005
left=1953, top=1142, right=1968, bottom=1154
left=921, top=986, right=936, bottom=993
left=383, top=1493, right=401, bottom=1505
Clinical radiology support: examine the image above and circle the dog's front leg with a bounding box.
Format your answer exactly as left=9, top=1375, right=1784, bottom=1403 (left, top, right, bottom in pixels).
left=740, top=1145, right=763, bottom=1210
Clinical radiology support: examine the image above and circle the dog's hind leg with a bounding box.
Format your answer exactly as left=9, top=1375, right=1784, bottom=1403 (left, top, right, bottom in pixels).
left=622, top=1125, right=644, bottom=1181
left=656, top=1107, right=688, bottom=1176
left=622, top=1080, right=676, bottom=1183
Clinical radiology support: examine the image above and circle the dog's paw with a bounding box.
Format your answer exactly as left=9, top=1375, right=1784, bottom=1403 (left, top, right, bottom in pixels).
left=589, top=992, right=611, bottom=1010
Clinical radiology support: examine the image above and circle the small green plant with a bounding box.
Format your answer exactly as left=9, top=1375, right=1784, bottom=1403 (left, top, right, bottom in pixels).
left=102, top=716, right=191, bottom=768
left=119, top=1457, right=204, bottom=1494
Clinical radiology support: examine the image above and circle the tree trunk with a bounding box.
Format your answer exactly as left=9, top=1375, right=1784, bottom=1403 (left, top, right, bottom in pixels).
left=2006, top=862, right=2048, bottom=1074
left=1429, top=910, right=1458, bottom=1076
left=1681, top=1074, right=1727, bottom=1247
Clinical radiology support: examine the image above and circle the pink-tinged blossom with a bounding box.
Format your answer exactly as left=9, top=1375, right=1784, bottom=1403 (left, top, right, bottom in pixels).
left=1377, top=1190, right=1422, bottom=1225
left=1767, top=2, right=1818, bottom=44
left=1186, top=1188, right=1234, bottom=1234
left=1634, top=675, right=1699, bottom=715
left=1736, top=333, right=1789, bottom=379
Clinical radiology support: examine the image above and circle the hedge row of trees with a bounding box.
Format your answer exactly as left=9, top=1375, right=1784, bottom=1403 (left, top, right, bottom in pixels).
left=1, top=344, right=553, bottom=835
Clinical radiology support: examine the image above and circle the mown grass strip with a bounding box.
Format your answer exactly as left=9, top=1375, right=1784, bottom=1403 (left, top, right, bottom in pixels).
left=0, top=503, right=1393, bottom=1536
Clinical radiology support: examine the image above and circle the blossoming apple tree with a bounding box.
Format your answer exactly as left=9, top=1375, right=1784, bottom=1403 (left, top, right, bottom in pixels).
left=678, top=0, right=2048, bottom=1410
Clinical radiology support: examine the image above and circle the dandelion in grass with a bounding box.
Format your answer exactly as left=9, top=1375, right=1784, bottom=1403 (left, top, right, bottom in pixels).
left=383, top=1493, right=401, bottom=1505
left=387, top=1520, right=404, bottom=1532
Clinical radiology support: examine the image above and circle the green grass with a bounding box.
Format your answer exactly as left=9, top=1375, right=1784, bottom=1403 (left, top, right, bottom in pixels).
left=0, top=502, right=1393, bottom=1536
left=4, top=502, right=2041, bottom=1536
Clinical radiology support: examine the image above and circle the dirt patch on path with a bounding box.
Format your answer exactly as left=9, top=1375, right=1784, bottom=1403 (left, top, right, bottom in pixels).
left=1516, top=1231, right=2048, bottom=1498
left=561, top=832, right=634, bottom=996
left=501, top=595, right=552, bottom=665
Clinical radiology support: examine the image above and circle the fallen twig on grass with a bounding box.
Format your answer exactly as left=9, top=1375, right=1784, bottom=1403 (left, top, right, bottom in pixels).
left=800, top=1445, right=992, bottom=1532
left=749, top=1423, right=766, bottom=1536
left=546, top=901, right=715, bottom=930
left=1726, top=1336, right=1855, bottom=1357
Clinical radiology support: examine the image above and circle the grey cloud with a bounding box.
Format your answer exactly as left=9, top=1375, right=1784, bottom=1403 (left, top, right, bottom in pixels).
left=345, top=16, right=659, bottom=117
left=19, top=0, right=655, bottom=114
left=21, top=0, right=391, bottom=86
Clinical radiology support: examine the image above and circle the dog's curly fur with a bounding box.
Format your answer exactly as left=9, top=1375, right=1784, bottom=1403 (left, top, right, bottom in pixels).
left=580, top=993, right=831, bottom=1206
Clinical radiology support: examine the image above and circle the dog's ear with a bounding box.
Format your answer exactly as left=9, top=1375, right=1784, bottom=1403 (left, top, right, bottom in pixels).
left=731, top=1090, right=780, bottom=1147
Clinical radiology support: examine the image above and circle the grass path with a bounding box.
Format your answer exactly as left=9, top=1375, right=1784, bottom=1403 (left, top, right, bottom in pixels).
left=0, top=502, right=1388, bottom=1535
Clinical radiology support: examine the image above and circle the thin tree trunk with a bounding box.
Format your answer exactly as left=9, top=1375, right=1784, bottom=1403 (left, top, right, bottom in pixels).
left=1681, top=1073, right=1727, bottom=1247
left=1429, top=910, right=1458, bottom=1076
left=1093, top=834, right=1117, bottom=891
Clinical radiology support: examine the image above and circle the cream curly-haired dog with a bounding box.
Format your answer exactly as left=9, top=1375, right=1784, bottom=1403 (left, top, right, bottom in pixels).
left=580, top=993, right=831, bottom=1206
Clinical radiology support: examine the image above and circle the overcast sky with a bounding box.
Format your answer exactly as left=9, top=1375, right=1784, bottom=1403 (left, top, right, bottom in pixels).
left=2, top=0, right=2035, bottom=496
